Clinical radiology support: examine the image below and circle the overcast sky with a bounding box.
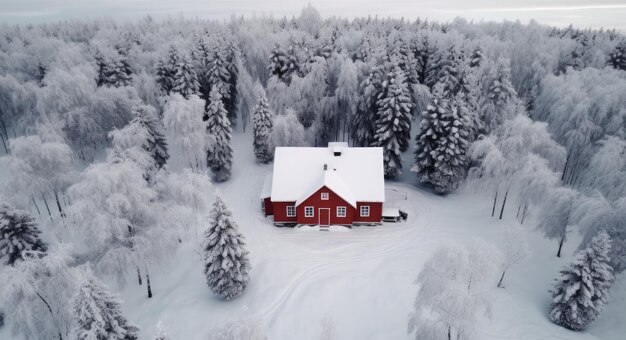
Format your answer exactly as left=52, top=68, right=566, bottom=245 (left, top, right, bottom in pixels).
left=0, top=0, right=625, bottom=31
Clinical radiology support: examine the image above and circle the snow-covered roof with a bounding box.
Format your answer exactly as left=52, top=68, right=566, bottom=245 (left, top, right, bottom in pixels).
left=271, top=145, right=385, bottom=205
left=382, top=207, right=399, bottom=217
left=260, top=174, right=272, bottom=199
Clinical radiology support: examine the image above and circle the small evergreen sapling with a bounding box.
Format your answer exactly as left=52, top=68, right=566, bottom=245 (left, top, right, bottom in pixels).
left=252, top=94, right=274, bottom=163
left=549, top=231, right=614, bottom=331
left=0, top=204, right=47, bottom=266
left=203, top=193, right=250, bottom=300
left=206, top=88, right=233, bottom=182
left=73, top=276, right=140, bottom=340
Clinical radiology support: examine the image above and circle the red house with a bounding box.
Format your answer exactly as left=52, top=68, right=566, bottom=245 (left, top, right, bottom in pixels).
left=261, top=143, right=385, bottom=227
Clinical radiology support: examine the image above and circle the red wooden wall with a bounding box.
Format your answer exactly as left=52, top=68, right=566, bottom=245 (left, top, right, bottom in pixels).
left=296, top=186, right=355, bottom=225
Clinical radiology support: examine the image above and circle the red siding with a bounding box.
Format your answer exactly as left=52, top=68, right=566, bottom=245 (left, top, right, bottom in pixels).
left=296, top=186, right=355, bottom=225
left=272, top=201, right=297, bottom=224
left=263, top=197, right=273, bottom=216
left=353, top=202, right=383, bottom=223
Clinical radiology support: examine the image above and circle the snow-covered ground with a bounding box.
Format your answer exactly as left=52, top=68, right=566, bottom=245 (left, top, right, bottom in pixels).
left=95, top=132, right=623, bottom=340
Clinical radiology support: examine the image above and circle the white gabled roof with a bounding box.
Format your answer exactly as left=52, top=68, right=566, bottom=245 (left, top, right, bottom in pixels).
left=270, top=144, right=385, bottom=205
left=260, top=174, right=272, bottom=199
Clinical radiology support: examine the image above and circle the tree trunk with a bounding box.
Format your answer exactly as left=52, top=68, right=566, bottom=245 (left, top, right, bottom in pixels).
left=561, top=151, right=570, bottom=182
left=491, top=190, right=498, bottom=217
left=137, top=267, right=143, bottom=285
left=145, top=267, right=153, bottom=298
left=499, top=189, right=508, bottom=220
left=36, top=292, right=63, bottom=340
left=516, top=203, right=522, bottom=221
left=556, top=235, right=565, bottom=257
left=520, top=202, right=528, bottom=225
left=497, top=269, right=507, bottom=288
left=42, top=194, right=53, bottom=221
left=54, top=191, right=65, bottom=218
left=32, top=196, right=41, bottom=215
left=0, top=131, right=8, bottom=154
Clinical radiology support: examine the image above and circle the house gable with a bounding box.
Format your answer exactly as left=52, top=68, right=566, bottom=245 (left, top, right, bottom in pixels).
left=296, top=186, right=355, bottom=225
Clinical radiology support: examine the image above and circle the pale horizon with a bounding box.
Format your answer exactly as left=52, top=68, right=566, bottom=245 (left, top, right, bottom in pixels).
left=0, top=0, right=625, bottom=32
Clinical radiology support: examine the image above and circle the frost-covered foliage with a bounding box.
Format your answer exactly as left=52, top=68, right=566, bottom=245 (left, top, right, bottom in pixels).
left=1, top=134, right=75, bottom=213
left=205, top=87, right=233, bottom=182
left=203, top=194, right=250, bottom=300
left=109, top=104, right=169, bottom=178
left=252, top=94, right=274, bottom=163
left=609, top=41, right=626, bottom=71
left=468, top=115, right=565, bottom=218
left=271, top=110, right=306, bottom=148
left=206, top=316, right=267, bottom=340
left=498, top=223, right=530, bottom=287
left=152, top=321, right=171, bottom=340
left=0, top=204, right=47, bottom=265
left=574, top=195, right=626, bottom=273
left=549, top=231, right=614, bottom=331
left=408, top=242, right=501, bottom=340
left=73, top=275, right=140, bottom=340
left=65, top=158, right=176, bottom=284
left=0, top=247, right=77, bottom=340
left=162, top=93, right=208, bottom=171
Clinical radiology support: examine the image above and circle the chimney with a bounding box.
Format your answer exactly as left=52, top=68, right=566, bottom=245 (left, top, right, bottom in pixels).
left=323, top=163, right=328, bottom=171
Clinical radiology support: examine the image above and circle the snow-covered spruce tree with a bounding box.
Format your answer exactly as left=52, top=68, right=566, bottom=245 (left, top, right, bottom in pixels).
left=352, top=60, right=387, bottom=147
left=73, top=276, right=140, bottom=340
left=252, top=94, right=274, bottom=163
left=469, top=46, right=484, bottom=68
left=413, top=85, right=470, bottom=193
left=205, top=50, right=231, bottom=111
left=202, top=193, right=250, bottom=300
left=132, top=104, right=169, bottom=170
left=609, top=40, right=626, bottom=71
left=268, top=44, right=300, bottom=85
left=224, top=43, right=239, bottom=125
left=172, top=55, right=200, bottom=99
left=0, top=204, right=47, bottom=265
left=479, top=59, right=517, bottom=133
left=549, top=231, right=614, bottom=331
left=206, top=87, right=233, bottom=182
left=107, top=46, right=133, bottom=87
left=426, top=45, right=461, bottom=95
left=156, top=45, right=180, bottom=94
left=372, top=66, right=412, bottom=178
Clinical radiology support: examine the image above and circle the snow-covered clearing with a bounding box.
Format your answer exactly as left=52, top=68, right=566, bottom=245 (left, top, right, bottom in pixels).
left=101, top=132, right=623, bottom=340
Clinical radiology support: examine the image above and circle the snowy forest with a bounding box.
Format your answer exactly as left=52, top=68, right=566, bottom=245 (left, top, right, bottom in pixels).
left=0, top=4, right=625, bottom=340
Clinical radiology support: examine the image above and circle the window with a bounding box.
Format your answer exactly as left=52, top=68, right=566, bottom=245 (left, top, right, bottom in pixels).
left=305, top=206, right=314, bottom=217
left=337, top=206, right=346, bottom=217
left=321, top=192, right=329, bottom=200
left=286, top=206, right=296, bottom=217
left=261, top=200, right=265, bottom=211
left=360, top=205, right=370, bottom=217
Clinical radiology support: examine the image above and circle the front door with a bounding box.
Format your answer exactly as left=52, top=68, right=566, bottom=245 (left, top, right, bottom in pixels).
left=319, top=208, right=330, bottom=226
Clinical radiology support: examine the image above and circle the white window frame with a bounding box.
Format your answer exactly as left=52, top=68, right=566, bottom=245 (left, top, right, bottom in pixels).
left=286, top=205, right=296, bottom=217
left=336, top=206, right=346, bottom=217
left=360, top=205, right=370, bottom=217
left=321, top=192, right=329, bottom=200
left=304, top=206, right=314, bottom=217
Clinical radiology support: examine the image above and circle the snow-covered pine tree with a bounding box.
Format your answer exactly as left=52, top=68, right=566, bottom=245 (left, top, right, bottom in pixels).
left=206, top=87, right=233, bottom=182
left=469, top=46, right=484, bottom=68
left=352, top=59, right=388, bottom=147
left=413, top=84, right=469, bottom=193
left=268, top=44, right=300, bottom=84
left=549, top=231, right=614, bottom=331
left=95, top=51, right=109, bottom=87
left=609, top=40, right=626, bottom=71
left=205, top=50, right=231, bottom=110
left=202, top=193, right=250, bottom=300
left=413, top=89, right=447, bottom=185
left=0, top=204, right=47, bottom=266
left=107, top=46, right=133, bottom=87
left=156, top=46, right=179, bottom=94
left=224, top=43, right=239, bottom=125
left=479, top=60, right=516, bottom=133
left=132, top=104, right=169, bottom=169
left=172, top=55, right=199, bottom=99
left=252, top=94, right=274, bottom=163
left=73, top=276, right=140, bottom=340
left=372, top=65, right=412, bottom=178
left=428, top=45, right=462, bottom=98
